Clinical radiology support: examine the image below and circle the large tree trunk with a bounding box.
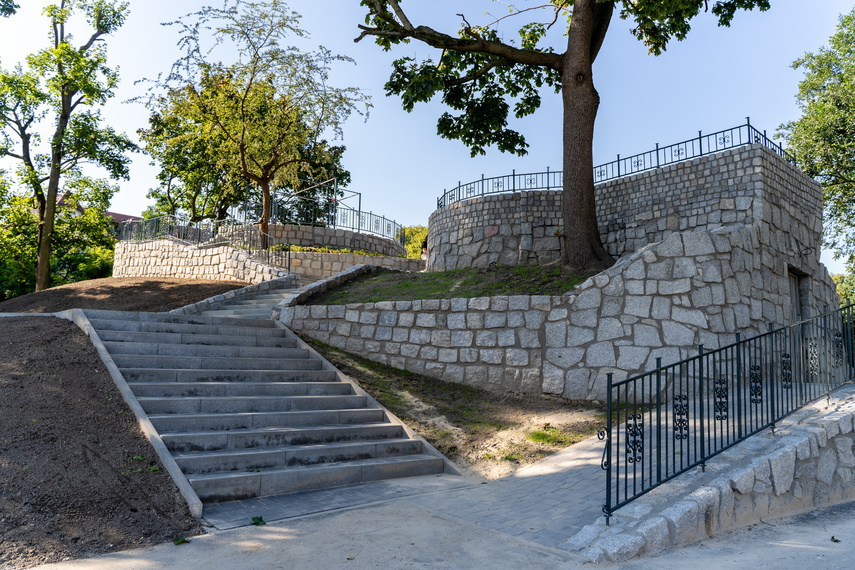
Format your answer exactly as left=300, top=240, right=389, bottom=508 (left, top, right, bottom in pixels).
left=560, top=0, right=614, bottom=272
left=259, top=179, right=271, bottom=250
left=35, top=104, right=71, bottom=291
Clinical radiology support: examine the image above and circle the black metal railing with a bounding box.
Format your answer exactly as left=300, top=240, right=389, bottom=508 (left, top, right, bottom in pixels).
left=599, top=304, right=855, bottom=523
left=267, top=194, right=406, bottom=246
left=118, top=215, right=292, bottom=273
left=437, top=119, right=795, bottom=209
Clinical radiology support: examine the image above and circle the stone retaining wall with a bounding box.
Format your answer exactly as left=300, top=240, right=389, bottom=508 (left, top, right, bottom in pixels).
left=427, top=144, right=819, bottom=271
left=290, top=252, right=423, bottom=283
left=113, top=239, right=292, bottom=284
left=264, top=223, right=405, bottom=257
left=277, top=221, right=837, bottom=400
left=567, top=384, right=855, bottom=563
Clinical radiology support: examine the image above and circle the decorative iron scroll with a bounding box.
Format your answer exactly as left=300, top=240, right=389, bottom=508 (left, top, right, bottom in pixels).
left=809, top=342, right=820, bottom=379
left=834, top=332, right=844, bottom=367
left=714, top=378, right=728, bottom=421
left=674, top=394, right=689, bottom=440
left=781, top=352, right=793, bottom=389
left=718, top=134, right=731, bottom=145
left=597, top=426, right=609, bottom=470
left=493, top=180, right=503, bottom=191
left=625, top=414, right=644, bottom=464
left=750, top=364, right=762, bottom=404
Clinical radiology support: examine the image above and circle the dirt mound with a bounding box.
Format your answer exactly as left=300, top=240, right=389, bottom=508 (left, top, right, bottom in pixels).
left=0, top=317, right=203, bottom=569
left=0, top=277, right=250, bottom=314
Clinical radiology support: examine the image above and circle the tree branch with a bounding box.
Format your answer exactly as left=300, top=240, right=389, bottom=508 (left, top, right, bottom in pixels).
left=357, top=22, right=562, bottom=70
left=386, top=0, right=413, bottom=31
left=445, top=58, right=515, bottom=86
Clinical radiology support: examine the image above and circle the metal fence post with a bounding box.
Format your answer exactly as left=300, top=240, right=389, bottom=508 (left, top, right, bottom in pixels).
left=698, top=344, right=706, bottom=470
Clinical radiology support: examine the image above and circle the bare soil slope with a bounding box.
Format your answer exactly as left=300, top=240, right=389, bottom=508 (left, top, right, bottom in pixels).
left=0, top=277, right=250, bottom=314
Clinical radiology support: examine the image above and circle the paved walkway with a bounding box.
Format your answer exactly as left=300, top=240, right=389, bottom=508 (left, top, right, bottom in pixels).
left=202, top=432, right=606, bottom=550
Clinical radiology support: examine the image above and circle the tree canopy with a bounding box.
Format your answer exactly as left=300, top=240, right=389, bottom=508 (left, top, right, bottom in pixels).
left=781, top=7, right=855, bottom=269
left=153, top=0, right=369, bottom=241
left=0, top=0, right=17, bottom=17
left=357, top=0, right=770, bottom=270
left=0, top=0, right=135, bottom=291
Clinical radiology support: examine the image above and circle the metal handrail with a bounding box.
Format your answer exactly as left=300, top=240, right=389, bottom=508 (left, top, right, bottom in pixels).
left=267, top=194, right=406, bottom=246
left=599, top=304, right=854, bottom=524
left=437, top=120, right=795, bottom=209
left=117, top=215, right=292, bottom=273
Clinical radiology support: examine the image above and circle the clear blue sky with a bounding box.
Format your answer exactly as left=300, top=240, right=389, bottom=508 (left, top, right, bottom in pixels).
left=1, top=1, right=853, bottom=271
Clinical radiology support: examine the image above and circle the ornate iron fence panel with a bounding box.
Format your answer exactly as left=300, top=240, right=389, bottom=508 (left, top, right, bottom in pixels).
left=601, top=304, right=855, bottom=523
left=436, top=121, right=795, bottom=209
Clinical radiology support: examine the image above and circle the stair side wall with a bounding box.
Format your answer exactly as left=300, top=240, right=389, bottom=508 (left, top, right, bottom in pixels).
left=112, top=239, right=292, bottom=284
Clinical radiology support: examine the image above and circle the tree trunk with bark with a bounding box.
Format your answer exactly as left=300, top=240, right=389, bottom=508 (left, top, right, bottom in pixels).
left=560, top=0, right=614, bottom=272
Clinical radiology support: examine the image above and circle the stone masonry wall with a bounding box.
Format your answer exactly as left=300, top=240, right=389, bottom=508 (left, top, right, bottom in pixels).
left=265, top=223, right=405, bottom=257
left=280, top=147, right=837, bottom=400
left=113, top=239, right=292, bottom=284
left=289, top=252, right=424, bottom=283
left=427, top=145, right=774, bottom=271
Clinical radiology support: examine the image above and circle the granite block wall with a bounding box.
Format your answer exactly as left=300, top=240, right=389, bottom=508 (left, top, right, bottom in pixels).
left=113, top=239, right=292, bottom=284
left=262, top=223, right=405, bottom=257
left=281, top=146, right=838, bottom=400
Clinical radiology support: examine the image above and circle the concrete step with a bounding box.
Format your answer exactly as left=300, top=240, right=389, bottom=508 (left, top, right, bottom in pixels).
left=228, top=298, right=288, bottom=306
left=188, top=454, right=445, bottom=502
left=120, top=368, right=339, bottom=383
left=102, top=341, right=308, bottom=360
left=88, top=319, right=283, bottom=337
left=97, top=330, right=297, bottom=348
left=148, top=408, right=386, bottom=432
left=199, top=308, right=274, bottom=317
left=137, top=394, right=367, bottom=415
left=86, top=311, right=277, bottom=328
left=128, top=381, right=353, bottom=398
left=160, top=423, right=404, bottom=453
left=175, top=438, right=423, bottom=475
left=110, top=354, right=322, bottom=371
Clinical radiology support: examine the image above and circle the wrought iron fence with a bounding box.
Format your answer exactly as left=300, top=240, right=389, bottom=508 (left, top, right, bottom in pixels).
left=599, top=304, right=855, bottom=523
left=437, top=119, right=795, bottom=209
left=118, top=215, right=292, bottom=273
left=267, top=195, right=406, bottom=246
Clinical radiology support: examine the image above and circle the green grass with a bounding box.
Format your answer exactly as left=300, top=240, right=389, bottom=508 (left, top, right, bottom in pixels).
left=526, top=426, right=572, bottom=445
left=309, top=264, right=593, bottom=305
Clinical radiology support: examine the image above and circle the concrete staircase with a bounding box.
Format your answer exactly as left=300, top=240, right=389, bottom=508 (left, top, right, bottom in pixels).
left=84, top=308, right=445, bottom=504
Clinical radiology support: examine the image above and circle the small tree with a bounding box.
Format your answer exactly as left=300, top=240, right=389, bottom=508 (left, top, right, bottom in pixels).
left=357, top=0, right=770, bottom=271
left=0, top=0, right=136, bottom=291
left=781, top=7, right=855, bottom=266
left=160, top=0, right=369, bottom=242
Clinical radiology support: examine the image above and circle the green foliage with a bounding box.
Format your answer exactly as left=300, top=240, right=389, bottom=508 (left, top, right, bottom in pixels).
left=0, top=0, right=134, bottom=290
left=359, top=0, right=769, bottom=157
left=251, top=516, right=266, bottom=526
left=0, top=176, right=117, bottom=300
left=402, top=225, right=428, bottom=259
left=832, top=273, right=855, bottom=308
left=154, top=0, right=369, bottom=232
left=781, top=8, right=855, bottom=265
left=0, top=0, right=16, bottom=17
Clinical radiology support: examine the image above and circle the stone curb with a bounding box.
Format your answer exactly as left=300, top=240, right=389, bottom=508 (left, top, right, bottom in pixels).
left=270, top=264, right=378, bottom=319
left=55, top=309, right=204, bottom=518
left=563, top=383, right=855, bottom=563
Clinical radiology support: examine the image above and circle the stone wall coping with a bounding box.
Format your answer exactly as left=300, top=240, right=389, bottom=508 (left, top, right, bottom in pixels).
left=566, top=383, right=855, bottom=563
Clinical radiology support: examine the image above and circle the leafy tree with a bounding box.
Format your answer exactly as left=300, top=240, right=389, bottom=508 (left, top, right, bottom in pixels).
left=140, top=86, right=248, bottom=222
left=0, top=175, right=117, bottom=300
left=402, top=225, right=428, bottom=259
left=0, top=0, right=17, bottom=17
left=357, top=0, right=770, bottom=270
left=831, top=273, right=855, bottom=308
left=159, top=0, right=369, bottom=243
left=0, top=0, right=136, bottom=291
left=780, top=7, right=855, bottom=266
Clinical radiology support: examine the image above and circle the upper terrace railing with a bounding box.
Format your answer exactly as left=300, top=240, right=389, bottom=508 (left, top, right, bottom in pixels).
left=599, top=304, right=854, bottom=524
left=118, top=215, right=292, bottom=272
left=436, top=119, right=795, bottom=209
